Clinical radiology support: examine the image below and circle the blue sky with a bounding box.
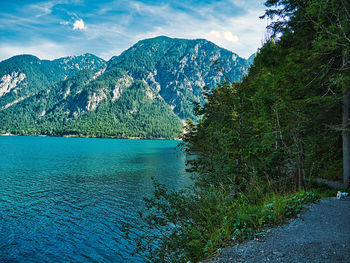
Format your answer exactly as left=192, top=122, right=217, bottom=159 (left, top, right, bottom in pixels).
left=0, top=0, right=268, bottom=61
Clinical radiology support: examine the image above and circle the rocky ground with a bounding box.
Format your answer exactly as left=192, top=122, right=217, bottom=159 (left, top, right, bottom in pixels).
left=207, top=197, right=350, bottom=263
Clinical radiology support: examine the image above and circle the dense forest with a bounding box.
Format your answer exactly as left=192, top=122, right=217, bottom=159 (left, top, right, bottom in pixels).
left=0, top=69, right=183, bottom=139
left=134, top=0, right=350, bottom=262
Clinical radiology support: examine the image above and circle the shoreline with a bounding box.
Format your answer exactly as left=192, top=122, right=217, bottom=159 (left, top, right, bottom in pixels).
left=0, top=133, right=181, bottom=141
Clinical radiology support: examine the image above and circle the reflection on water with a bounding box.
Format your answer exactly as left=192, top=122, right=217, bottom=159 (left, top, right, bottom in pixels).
left=0, top=136, right=189, bottom=262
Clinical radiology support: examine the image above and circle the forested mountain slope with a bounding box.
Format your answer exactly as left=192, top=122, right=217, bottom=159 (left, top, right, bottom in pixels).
left=0, top=36, right=251, bottom=139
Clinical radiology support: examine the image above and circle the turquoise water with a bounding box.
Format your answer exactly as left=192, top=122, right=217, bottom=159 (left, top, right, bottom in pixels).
left=0, top=136, right=189, bottom=262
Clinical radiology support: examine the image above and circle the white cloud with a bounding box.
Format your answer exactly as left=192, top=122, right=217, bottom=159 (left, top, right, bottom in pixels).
left=28, top=0, right=83, bottom=18
left=29, top=2, right=54, bottom=17
left=209, top=30, right=221, bottom=38
left=0, top=41, right=69, bottom=61
left=208, top=31, right=239, bottom=44
left=223, top=31, right=239, bottom=43
left=0, top=0, right=268, bottom=61
left=59, top=17, right=87, bottom=31
left=73, top=19, right=85, bottom=30
left=105, top=1, right=268, bottom=59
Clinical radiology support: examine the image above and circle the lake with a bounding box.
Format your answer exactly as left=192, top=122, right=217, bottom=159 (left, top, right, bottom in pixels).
left=0, top=136, right=189, bottom=262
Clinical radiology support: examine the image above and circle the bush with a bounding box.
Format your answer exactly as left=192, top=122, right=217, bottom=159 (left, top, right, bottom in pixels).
left=133, top=183, right=318, bottom=262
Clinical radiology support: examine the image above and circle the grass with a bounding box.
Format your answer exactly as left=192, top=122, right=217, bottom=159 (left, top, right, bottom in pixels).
left=140, top=183, right=345, bottom=262
left=156, top=190, right=319, bottom=262
left=198, top=184, right=350, bottom=262
left=197, top=191, right=318, bottom=261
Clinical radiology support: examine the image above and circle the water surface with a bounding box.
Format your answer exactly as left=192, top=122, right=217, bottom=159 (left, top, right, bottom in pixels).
left=0, top=136, right=188, bottom=262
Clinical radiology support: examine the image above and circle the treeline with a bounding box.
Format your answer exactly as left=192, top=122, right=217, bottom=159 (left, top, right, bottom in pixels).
left=0, top=70, right=183, bottom=140
left=135, top=0, right=349, bottom=262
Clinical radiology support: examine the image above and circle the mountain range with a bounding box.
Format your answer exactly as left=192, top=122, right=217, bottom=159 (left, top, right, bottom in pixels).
left=0, top=36, right=253, bottom=139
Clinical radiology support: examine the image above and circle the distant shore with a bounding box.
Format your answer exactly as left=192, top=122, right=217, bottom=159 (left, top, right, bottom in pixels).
left=0, top=133, right=180, bottom=141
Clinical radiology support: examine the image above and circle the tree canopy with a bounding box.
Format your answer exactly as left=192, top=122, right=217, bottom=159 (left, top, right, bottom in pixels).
left=136, top=0, right=350, bottom=262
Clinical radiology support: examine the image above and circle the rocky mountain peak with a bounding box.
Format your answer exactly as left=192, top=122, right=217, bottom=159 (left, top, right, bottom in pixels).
left=0, top=36, right=252, bottom=139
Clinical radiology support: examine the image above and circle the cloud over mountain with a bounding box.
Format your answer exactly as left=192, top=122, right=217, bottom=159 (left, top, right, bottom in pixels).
left=0, top=0, right=267, bottom=62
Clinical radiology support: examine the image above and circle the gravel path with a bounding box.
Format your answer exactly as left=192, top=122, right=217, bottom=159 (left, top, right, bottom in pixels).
left=208, top=197, right=350, bottom=263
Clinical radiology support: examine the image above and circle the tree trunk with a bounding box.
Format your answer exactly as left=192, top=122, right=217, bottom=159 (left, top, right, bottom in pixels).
left=342, top=50, right=350, bottom=188
left=296, top=155, right=304, bottom=190
left=297, top=147, right=305, bottom=190
left=294, top=128, right=305, bottom=191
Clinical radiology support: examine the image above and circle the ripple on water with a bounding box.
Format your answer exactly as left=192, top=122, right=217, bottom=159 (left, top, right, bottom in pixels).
left=0, top=136, right=190, bottom=262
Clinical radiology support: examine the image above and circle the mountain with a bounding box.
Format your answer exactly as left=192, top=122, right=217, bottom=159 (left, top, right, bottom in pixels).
left=108, top=36, right=250, bottom=119
left=247, top=53, right=256, bottom=65
left=0, top=53, right=106, bottom=109
left=0, top=36, right=252, bottom=139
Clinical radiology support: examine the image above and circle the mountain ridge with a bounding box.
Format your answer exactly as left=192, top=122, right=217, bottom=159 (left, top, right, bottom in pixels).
left=0, top=36, right=253, bottom=139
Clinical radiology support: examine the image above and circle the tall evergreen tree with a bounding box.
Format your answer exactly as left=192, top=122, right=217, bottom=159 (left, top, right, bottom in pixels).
left=264, top=0, right=349, bottom=186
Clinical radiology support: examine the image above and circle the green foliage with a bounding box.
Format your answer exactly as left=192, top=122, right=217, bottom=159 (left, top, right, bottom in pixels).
left=0, top=54, right=106, bottom=109
left=108, top=36, right=250, bottom=120
left=0, top=70, right=183, bottom=139
left=133, top=1, right=348, bottom=261
left=0, top=37, right=251, bottom=139
left=136, top=183, right=317, bottom=262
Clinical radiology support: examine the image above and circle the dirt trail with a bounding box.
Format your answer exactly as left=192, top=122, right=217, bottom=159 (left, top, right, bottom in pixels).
left=208, top=197, right=350, bottom=263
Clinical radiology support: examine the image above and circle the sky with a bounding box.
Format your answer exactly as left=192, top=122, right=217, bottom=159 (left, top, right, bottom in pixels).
left=0, top=0, right=269, bottom=62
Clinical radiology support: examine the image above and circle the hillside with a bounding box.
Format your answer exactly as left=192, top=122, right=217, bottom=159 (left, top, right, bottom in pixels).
left=108, top=36, right=250, bottom=119
left=0, top=54, right=106, bottom=109
left=0, top=36, right=251, bottom=139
